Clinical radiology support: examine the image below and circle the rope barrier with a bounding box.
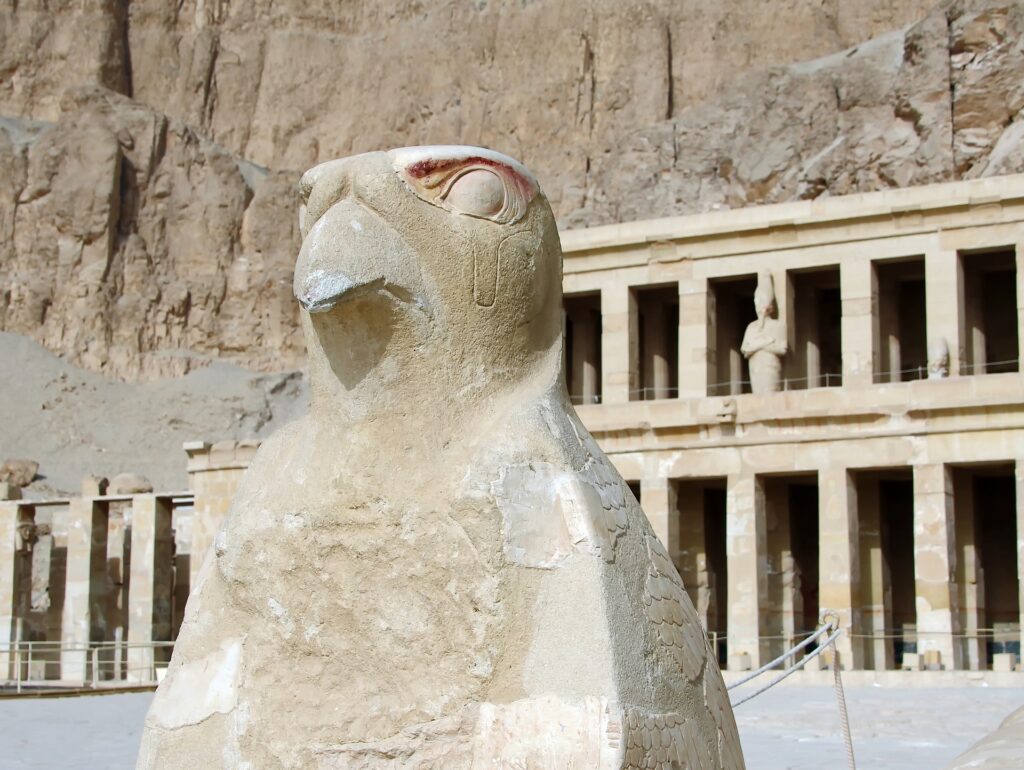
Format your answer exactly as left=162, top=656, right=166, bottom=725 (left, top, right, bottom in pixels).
left=728, top=626, right=842, bottom=707
left=728, top=609, right=856, bottom=769
left=727, top=622, right=834, bottom=690
left=830, top=635, right=857, bottom=770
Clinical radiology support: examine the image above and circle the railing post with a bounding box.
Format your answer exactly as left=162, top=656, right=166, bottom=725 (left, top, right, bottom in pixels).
left=90, top=646, right=98, bottom=687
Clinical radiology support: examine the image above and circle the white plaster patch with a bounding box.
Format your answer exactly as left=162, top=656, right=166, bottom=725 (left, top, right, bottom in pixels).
left=298, top=269, right=356, bottom=313
left=214, top=529, right=228, bottom=557
left=318, top=695, right=624, bottom=768
left=492, top=461, right=628, bottom=568
left=492, top=463, right=573, bottom=568
left=475, top=695, right=623, bottom=767
left=146, top=638, right=243, bottom=730
left=349, top=219, right=363, bottom=231
left=267, top=597, right=295, bottom=637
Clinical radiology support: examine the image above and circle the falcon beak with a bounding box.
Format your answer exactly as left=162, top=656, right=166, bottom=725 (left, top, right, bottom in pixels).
left=296, top=270, right=361, bottom=314
left=293, top=198, right=421, bottom=314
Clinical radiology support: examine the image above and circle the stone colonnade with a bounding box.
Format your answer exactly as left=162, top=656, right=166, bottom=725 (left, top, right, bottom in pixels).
left=638, top=460, right=1024, bottom=671
left=0, top=492, right=182, bottom=684
left=562, top=174, right=1024, bottom=672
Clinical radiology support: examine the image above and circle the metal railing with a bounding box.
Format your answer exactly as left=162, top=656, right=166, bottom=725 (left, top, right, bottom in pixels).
left=957, top=358, right=1020, bottom=375
left=706, top=372, right=844, bottom=397
left=569, top=393, right=603, bottom=405
left=2, top=640, right=174, bottom=693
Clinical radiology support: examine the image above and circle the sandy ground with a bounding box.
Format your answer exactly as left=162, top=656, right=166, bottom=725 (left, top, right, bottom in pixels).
left=0, top=332, right=308, bottom=496
left=0, top=686, right=1020, bottom=769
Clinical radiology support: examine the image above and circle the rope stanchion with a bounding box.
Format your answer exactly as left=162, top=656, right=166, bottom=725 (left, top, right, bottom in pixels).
left=727, top=608, right=856, bottom=769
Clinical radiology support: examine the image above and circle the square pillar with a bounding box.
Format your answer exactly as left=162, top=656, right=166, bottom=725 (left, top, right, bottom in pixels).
left=601, top=283, right=638, bottom=404
left=764, top=479, right=795, bottom=659
left=857, top=478, right=892, bottom=670
left=569, top=308, right=601, bottom=404
left=1015, top=245, right=1024, bottom=370
left=642, top=299, right=672, bottom=399
left=1016, top=461, right=1024, bottom=658
left=953, top=471, right=983, bottom=670
left=679, top=279, right=710, bottom=398
left=641, top=477, right=679, bottom=557
left=127, top=495, right=174, bottom=682
left=725, top=472, right=768, bottom=669
left=818, top=467, right=862, bottom=669
left=840, top=258, right=875, bottom=388
left=678, top=487, right=708, bottom=625
left=61, top=498, right=108, bottom=683
left=913, top=464, right=961, bottom=670
left=925, top=247, right=964, bottom=377
left=0, top=502, right=22, bottom=680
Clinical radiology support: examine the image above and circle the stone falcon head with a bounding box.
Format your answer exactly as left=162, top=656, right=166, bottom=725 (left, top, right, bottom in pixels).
left=293, top=147, right=565, bottom=422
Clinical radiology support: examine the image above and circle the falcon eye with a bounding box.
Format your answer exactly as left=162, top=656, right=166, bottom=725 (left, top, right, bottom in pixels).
left=444, top=169, right=506, bottom=218
left=389, top=146, right=540, bottom=224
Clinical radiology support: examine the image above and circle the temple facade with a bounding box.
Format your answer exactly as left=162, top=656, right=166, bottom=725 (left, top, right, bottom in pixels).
left=4, top=174, right=1024, bottom=681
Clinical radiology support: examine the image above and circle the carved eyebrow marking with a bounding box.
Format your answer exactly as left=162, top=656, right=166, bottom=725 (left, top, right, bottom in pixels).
left=406, top=155, right=535, bottom=198
left=388, top=145, right=539, bottom=225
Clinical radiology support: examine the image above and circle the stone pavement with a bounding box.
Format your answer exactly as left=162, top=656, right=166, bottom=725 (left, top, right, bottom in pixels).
left=734, top=684, right=1024, bottom=769
left=0, top=686, right=1021, bottom=769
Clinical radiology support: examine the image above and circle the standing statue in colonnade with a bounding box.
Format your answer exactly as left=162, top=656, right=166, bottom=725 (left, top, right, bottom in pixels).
left=741, top=270, right=788, bottom=394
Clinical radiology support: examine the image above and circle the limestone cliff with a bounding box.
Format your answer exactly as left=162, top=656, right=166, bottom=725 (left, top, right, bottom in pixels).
left=1, top=0, right=1023, bottom=378
left=0, top=89, right=304, bottom=379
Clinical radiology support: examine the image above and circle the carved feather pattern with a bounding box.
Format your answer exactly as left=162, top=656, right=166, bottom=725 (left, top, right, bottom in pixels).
left=642, top=533, right=708, bottom=684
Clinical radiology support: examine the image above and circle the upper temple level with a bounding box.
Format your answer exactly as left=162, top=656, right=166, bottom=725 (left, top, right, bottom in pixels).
left=559, top=173, right=1024, bottom=424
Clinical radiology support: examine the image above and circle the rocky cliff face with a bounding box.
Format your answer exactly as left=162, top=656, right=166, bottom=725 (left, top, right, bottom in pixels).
left=1, top=0, right=1023, bottom=379
left=0, top=89, right=304, bottom=379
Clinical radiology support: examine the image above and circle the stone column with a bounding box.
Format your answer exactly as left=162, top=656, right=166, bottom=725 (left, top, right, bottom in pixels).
left=601, top=284, right=638, bottom=404
left=878, top=277, right=901, bottom=383
left=186, top=441, right=257, bottom=587
left=0, top=501, right=21, bottom=680
left=840, top=259, right=875, bottom=388
left=953, top=471, right=983, bottom=670
left=678, top=487, right=707, bottom=625
left=725, top=472, right=768, bottom=670
left=913, top=463, right=961, bottom=670
left=678, top=279, right=710, bottom=398
left=642, top=301, right=671, bottom=400
left=569, top=308, right=600, bottom=404
left=806, top=290, right=821, bottom=389
left=925, top=247, right=964, bottom=377
left=61, top=498, right=109, bottom=683
left=641, top=477, right=679, bottom=557
left=857, top=478, right=892, bottom=670
left=818, top=467, right=862, bottom=668
left=1016, top=461, right=1024, bottom=659
left=1016, top=246, right=1024, bottom=370
left=963, top=262, right=987, bottom=375
left=127, top=495, right=174, bottom=682
left=764, top=480, right=794, bottom=661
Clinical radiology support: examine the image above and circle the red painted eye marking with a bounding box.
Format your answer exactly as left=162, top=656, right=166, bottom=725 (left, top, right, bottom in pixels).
left=405, top=156, right=535, bottom=202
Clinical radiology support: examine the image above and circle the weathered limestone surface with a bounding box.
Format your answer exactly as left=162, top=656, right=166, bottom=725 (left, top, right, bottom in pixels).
left=3, top=1, right=1024, bottom=379
left=944, top=704, right=1024, bottom=769
left=137, top=148, right=743, bottom=768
